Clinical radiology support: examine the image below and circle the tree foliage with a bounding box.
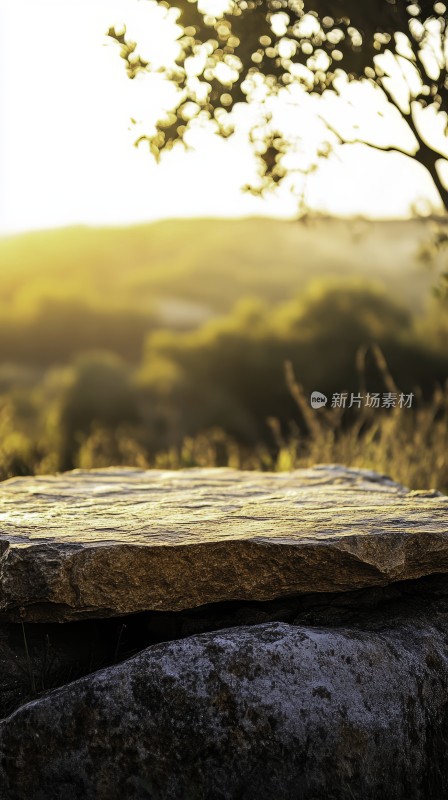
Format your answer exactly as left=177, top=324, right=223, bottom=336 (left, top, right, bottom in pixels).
left=108, top=0, right=448, bottom=209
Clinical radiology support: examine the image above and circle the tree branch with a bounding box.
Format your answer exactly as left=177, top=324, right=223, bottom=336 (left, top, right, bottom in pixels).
left=318, top=116, right=413, bottom=159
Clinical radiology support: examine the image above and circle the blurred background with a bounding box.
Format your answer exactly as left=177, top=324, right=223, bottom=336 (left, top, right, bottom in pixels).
left=0, top=0, right=447, bottom=490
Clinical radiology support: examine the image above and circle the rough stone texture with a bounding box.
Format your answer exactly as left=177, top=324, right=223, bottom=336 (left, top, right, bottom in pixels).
left=0, top=465, right=447, bottom=621
left=1, top=466, right=448, bottom=797
left=2, top=603, right=448, bottom=800
left=0, top=574, right=442, bottom=719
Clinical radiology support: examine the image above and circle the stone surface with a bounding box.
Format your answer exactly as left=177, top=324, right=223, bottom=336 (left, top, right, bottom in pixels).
left=2, top=599, right=448, bottom=800
left=0, top=465, right=447, bottom=621
left=0, top=574, right=433, bottom=719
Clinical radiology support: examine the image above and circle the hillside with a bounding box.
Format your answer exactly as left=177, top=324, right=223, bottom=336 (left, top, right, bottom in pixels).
left=0, top=217, right=442, bottom=329
left=0, top=215, right=447, bottom=487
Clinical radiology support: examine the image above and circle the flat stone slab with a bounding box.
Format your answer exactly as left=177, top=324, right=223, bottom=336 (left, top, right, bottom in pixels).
left=0, top=465, right=447, bottom=622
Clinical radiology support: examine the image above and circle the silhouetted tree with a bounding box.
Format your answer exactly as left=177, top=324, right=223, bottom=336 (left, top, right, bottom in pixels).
left=108, top=0, right=448, bottom=211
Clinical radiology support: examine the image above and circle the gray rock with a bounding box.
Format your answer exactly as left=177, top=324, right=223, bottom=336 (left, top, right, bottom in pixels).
left=0, top=465, right=447, bottom=622
left=1, top=611, right=448, bottom=800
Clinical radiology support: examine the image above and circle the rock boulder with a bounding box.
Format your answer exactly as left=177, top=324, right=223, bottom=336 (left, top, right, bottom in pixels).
left=0, top=465, right=446, bottom=622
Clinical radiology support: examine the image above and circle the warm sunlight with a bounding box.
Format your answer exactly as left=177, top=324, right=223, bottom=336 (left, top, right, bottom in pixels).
left=0, top=5, right=448, bottom=787
left=0, top=0, right=443, bottom=235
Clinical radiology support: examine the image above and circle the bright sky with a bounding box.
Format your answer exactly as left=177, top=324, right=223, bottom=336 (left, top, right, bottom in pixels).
left=0, top=0, right=444, bottom=236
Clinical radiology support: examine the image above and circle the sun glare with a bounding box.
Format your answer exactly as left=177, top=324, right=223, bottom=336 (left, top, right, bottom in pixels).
left=0, top=0, right=444, bottom=236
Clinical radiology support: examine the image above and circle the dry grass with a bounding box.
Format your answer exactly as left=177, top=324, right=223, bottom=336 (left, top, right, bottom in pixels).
left=144, top=349, right=448, bottom=494
left=0, top=348, right=446, bottom=494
